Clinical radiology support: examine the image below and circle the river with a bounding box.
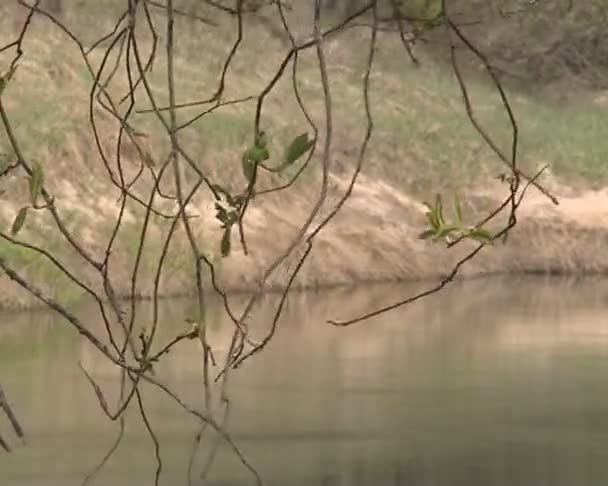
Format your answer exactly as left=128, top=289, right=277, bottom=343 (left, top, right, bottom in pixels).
left=1, top=276, right=608, bottom=485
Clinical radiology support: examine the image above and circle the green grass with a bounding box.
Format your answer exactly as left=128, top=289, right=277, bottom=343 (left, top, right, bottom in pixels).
left=0, top=231, right=86, bottom=305
left=5, top=0, right=608, bottom=182
left=363, top=43, right=608, bottom=189
left=10, top=4, right=607, bottom=188
left=518, top=102, right=608, bottom=181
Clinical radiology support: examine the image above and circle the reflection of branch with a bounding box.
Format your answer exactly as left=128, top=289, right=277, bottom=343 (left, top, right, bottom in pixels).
left=186, top=426, right=206, bottom=485
left=135, top=388, right=162, bottom=486
left=81, top=368, right=128, bottom=486
left=0, top=258, right=117, bottom=361
left=0, top=385, right=25, bottom=452
left=141, top=374, right=263, bottom=486
left=82, top=417, right=125, bottom=485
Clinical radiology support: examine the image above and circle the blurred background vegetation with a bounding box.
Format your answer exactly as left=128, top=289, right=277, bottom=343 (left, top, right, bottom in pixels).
left=1, top=0, right=608, bottom=306
left=324, top=0, right=608, bottom=91
left=3, top=0, right=607, bottom=185
left=7, top=0, right=608, bottom=91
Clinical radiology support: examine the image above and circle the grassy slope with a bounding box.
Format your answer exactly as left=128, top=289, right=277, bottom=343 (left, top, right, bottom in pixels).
left=0, top=3, right=607, bottom=308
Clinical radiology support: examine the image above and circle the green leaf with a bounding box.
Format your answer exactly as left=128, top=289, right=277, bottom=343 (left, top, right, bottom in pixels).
left=241, top=145, right=269, bottom=183
left=29, top=161, right=44, bottom=205
left=250, top=146, right=270, bottom=164
left=468, top=227, right=493, bottom=244
left=255, top=131, right=268, bottom=149
left=435, top=194, right=445, bottom=226
left=220, top=226, right=232, bottom=257
left=11, top=207, right=28, bottom=235
left=443, top=225, right=461, bottom=235
left=453, top=193, right=463, bottom=224
left=241, top=157, right=255, bottom=183
left=424, top=211, right=438, bottom=231
left=281, top=133, right=314, bottom=170
left=432, top=226, right=456, bottom=241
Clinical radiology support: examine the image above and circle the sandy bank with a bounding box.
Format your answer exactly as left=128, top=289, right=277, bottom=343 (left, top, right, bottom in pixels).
left=2, top=173, right=606, bottom=311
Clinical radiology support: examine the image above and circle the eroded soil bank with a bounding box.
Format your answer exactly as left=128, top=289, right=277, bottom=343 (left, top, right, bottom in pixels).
left=1, top=170, right=606, bottom=310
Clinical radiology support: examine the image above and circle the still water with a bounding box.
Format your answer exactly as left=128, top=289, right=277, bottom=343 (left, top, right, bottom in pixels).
left=1, top=276, right=608, bottom=485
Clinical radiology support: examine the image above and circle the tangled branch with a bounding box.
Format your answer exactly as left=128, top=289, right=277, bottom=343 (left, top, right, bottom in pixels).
left=0, top=1, right=556, bottom=483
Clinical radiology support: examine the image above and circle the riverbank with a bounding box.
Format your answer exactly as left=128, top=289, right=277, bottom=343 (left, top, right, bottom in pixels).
left=2, top=175, right=608, bottom=311
left=1, top=5, right=608, bottom=310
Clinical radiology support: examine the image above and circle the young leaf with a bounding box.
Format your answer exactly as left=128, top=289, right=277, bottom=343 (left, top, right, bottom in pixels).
left=29, top=161, right=44, bottom=205
left=241, top=152, right=255, bottom=183
left=281, top=133, right=314, bottom=170
left=432, top=226, right=455, bottom=241
left=425, top=210, right=439, bottom=231
left=453, top=193, right=463, bottom=225
left=428, top=231, right=445, bottom=243
left=435, top=194, right=445, bottom=226
left=250, top=146, right=269, bottom=163
left=241, top=145, right=269, bottom=183
left=255, top=131, right=268, bottom=149
left=11, top=207, right=28, bottom=235
left=468, top=227, right=493, bottom=244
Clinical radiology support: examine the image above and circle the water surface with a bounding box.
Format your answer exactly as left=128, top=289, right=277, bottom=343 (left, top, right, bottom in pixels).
left=1, top=276, right=608, bottom=485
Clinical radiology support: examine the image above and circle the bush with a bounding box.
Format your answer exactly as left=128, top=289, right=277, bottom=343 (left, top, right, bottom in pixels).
left=324, top=1, right=608, bottom=90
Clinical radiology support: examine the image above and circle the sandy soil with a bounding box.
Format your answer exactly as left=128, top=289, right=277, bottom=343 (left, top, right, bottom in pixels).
left=2, top=153, right=607, bottom=311
left=209, top=173, right=608, bottom=292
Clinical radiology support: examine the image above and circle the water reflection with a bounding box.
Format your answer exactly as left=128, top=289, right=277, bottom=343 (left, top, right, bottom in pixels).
left=1, top=276, right=608, bottom=485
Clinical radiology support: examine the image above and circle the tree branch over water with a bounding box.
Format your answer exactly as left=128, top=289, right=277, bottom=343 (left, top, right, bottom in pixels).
left=0, top=0, right=557, bottom=482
